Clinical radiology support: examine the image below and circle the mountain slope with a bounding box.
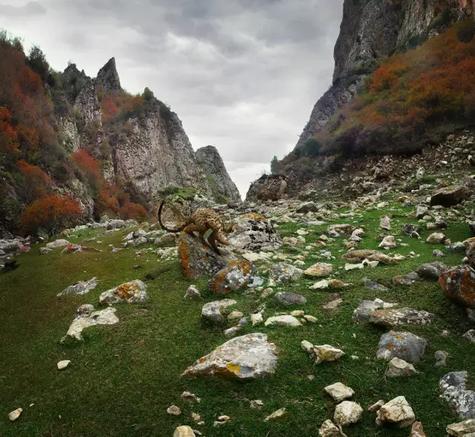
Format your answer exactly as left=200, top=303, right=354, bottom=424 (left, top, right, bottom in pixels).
left=0, top=36, right=239, bottom=236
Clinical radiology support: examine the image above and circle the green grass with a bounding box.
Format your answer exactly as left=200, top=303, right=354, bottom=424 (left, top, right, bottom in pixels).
left=1, top=200, right=474, bottom=436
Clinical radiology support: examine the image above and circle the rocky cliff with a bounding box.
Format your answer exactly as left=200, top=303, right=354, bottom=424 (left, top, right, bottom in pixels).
left=195, top=146, right=241, bottom=203
left=296, top=0, right=473, bottom=149
left=57, top=58, right=238, bottom=205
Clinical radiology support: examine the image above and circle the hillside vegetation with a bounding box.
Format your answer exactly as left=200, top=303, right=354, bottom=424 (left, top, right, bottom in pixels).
left=280, top=21, right=475, bottom=176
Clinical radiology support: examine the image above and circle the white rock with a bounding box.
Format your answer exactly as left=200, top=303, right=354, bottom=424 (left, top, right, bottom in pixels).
left=324, top=382, right=355, bottom=402
left=318, top=419, right=344, bottom=436
left=251, top=312, right=264, bottom=326
left=8, top=408, right=22, bottom=422
left=447, top=419, right=475, bottom=436
left=264, top=407, right=286, bottom=421
left=385, top=357, right=418, bottom=378
left=57, top=360, right=71, bottom=370
left=173, top=425, right=195, bottom=437
left=46, top=239, right=70, bottom=249
left=376, top=396, right=415, bottom=428
left=182, top=333, right=278, bottom=379
left=426, top=232, right=446, bottom=244
left=99, top=279, right=148, bottom=304
left=62, top=307, right=119, bottom=342
left=334, top=401, right=363, bottom=426
left=167, top=405, right=182, bottom=416
left=304, top=262, right=333, bottom=277
left=379, top=235, right=397, bottom=249
left=310, top=279, right=329, bottom=290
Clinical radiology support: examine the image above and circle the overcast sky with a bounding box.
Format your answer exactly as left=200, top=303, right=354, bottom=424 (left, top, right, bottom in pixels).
left=0, top=0, right=343, bottom=197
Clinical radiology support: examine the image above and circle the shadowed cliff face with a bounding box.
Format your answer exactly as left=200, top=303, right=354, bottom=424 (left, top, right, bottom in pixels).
left=295, top=0, right=473, bottom=150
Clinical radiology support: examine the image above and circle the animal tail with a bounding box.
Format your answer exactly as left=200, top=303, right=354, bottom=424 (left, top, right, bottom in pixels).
left=157, top=200, right=187, bottom=233
left=215, top=230, right=229, bottom=245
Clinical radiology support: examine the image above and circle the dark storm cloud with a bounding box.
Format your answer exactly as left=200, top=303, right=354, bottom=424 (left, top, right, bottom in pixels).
left=1, top=1, right=45, bottom=16
left=0, top=0, right=343, bottom=195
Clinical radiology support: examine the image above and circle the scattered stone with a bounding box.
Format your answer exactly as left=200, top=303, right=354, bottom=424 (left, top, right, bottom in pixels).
left=376, top=396, right=415, bottom=428
left=439, top=266, right=475, bottom=308
left=463, top=329, right=475, bottom=343
left=201, top=299, right=237, bottom=324
left=318, top=419, right=344, bottom=436
left=380, top=216, right=391, bottom=231
left=167, top=405, right=182, bottom=416
left=416, top=262, right=447, bottom=280
left=214, top=415, right=231, bottom=426
left=181, top=391, right=201, bottom=403
left=304, top=262, right=333, bottom=278
left=8, top=408, right=22, bottom=422
left=368, top=307, right=433, bottom=327
left=264, top=407, right=286, bottom=421
left=269, top=262, right=303, bottom=283
left=182, top=333, right=278, bottom=380
left=353, top=299, right=397, bottom=323
left=57, top=277, right=98, bottom=297
left=362, top=278, right=388, bottom=292
left=184, top=285, right=202, bottom=300
left=433, top=249, right=445, bottom=257
left=61, top=307, right=119, bottom=342
left=376, top=331, right=427, bottom=363
left=368, top=400, right=385, bottom=412
left=324, top=382, right=355, bottom=402
left=409, top=421, right=426, bottom=437
left=57, top=360, right=71, bottom=370
left=304, top=314, right=318, bottom=323
left=311, top=279, right=329, bottom=290
left=447, top=419, right=475, bottom=436
left=99, top=280, right=148, bottom=305
left=343, top=249, right=399, bottom=265
left=323, top=297, right=343, bottom=310
left=435, top=350, right=449, bottom=367
left=334, top=401, right=363, bottom=426
left=393, top=272, right=419, bottom=286
left=265, top=315, right=302, bottom=328
left=274, top=291, right=307, bottom=306
left=415, top=205, right=429, bottom=219
left=251, top=312, right=264, bottom=326
left=250, top=399, right=264, bottom=409
left=308, top=343, right=345, bottom=364
left=173, top=425, right=195, bottom=437
left=46, top=239, right=70, bottom=249
left=440, top=371, right=475, bottom=419
left=385, top=357, right=418, bottom=378
left=426, top=232, right=447, bottom=244
left=379, top=235, right=397, bottom=249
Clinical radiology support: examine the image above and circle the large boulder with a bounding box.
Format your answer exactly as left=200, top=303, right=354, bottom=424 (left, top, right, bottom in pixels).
left=439, top=266, right=475, bottom=308
left=177, top=232, right=231, bottom=279
left=182, top=333, right=278, bottom=379
left=430, top=185, right=469, bottom=207
left=246, top=174, right=288, bottom=201
left=209, top=259, right=253, bottom=295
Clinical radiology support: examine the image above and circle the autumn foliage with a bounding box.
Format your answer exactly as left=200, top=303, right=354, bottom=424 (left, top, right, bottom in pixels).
left=17, top=160, right=52, bottom=201
left=100, top=92, right=144, bottom=124
left=315, top=20, right=475, bottom=156
left=20, top=194, right=83, bottom=235
left=72, top=149, right=101, bottom=187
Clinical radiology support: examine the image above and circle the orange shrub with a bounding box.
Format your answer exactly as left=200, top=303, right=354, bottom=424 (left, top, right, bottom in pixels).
left=119, top=201, right=148, bottom=221
left=17, top=159, right=52, bottom=200
left=20, top=194, right=83, bottom=235
left=71, top=149, right=101, bottom=187
left=100, top=92, right=144, bottom=124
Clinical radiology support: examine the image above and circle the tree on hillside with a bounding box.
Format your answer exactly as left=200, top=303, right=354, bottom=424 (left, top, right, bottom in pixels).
left=270, top=155, right=279, bottom=174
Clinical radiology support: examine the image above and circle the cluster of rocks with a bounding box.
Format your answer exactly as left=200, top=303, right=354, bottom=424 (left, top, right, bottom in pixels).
left=0, top=236, right=30, bottom=271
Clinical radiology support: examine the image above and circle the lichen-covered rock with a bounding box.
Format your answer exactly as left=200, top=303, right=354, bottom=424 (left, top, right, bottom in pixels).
left=269, top=262, right=303, bottom=283
left=439, top=266, right=475, bottom=308
left=376, top=331, right=427, bottom=363
left=228, top=213, right=282, bottom=252
left=182, top=333, right=278, bottom=379
left=368, top=307, right=434, bottom=327
left=352, top=298, right=397, bottom=322
left=209, top=259, right=253, bottom=295
left=440, top=371, right=475, bottom=419
left=376, top=396, right=415, bottom=428
left=201, top=299, right=237, bottom=324
left=99, top=280, right=148, bottom=305
left=177, top=232, right=231, bottom=279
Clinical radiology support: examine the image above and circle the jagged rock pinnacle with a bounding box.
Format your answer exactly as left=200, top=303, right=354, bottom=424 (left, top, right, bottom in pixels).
left=96, top=57, right=121, bottom=92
